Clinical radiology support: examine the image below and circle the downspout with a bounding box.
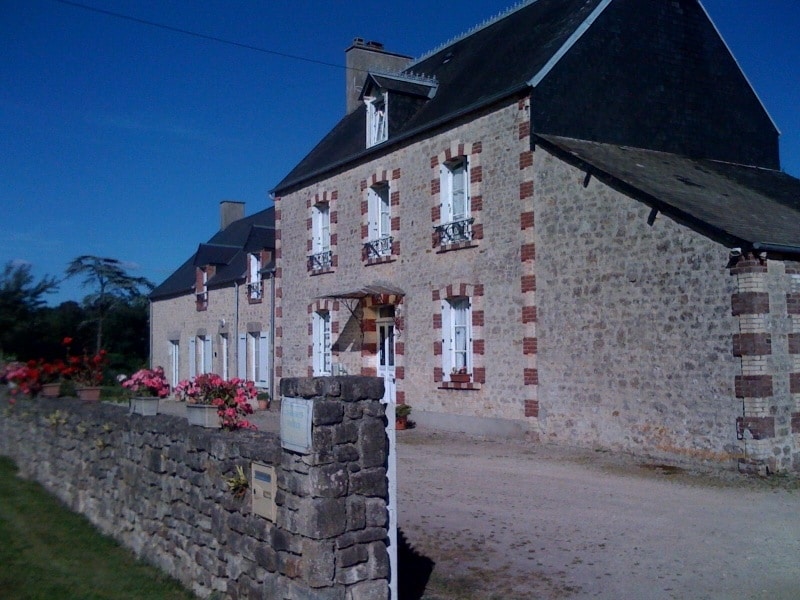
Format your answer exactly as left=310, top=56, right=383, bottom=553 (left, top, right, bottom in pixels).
left=149, top=299, right=153, bottom=369
left=234, top=281, right=240, bottom=376
left=268, top=269, right=276, bottom=403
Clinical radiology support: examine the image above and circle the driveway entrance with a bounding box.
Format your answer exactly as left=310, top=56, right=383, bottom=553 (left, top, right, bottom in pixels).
left=397, top=429, right=800, bottom=600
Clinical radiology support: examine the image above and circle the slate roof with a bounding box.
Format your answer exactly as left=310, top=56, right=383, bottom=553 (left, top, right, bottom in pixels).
left=150, top=207, right=276, bottom=300
left=536, top=135, right=800, bottom=251
left=270, top=0, right=797, bottom=252
left=274, top=0, right=606, bottom=193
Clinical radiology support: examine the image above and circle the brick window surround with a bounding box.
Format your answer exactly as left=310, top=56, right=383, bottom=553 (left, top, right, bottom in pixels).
left=433, top=282, right=485, bottom=390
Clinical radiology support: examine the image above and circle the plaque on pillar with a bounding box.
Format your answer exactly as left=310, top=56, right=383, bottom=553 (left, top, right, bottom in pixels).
left=280, top=396, right=313, bottom=454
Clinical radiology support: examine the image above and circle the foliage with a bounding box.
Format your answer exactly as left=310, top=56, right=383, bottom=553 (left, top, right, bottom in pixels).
left=175, top=374, right=257, bottom=430
left=396, top=404, right=412, bottom=417
left=2, top=361, right=41, bottom=400
left=65, top=256, right=154, bottom=354
left=68, top=349, right=109, bottom=387
left=120, top=367, right=170, bottom=398
left=0, top=456, right=194, bottom=599
left=0, top=261, right=59, bottom=358
left=225, top=465, right=250, bottom=499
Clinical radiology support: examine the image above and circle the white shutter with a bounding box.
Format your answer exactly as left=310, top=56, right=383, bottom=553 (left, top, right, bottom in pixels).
left=189, top=337, right=196, bottom=378
left=258, top=332, right=269, bottom=385
left=203, top=337, right=212, bottom=374
left=442, top=301, right=452, bottom=378
left=440, top=163, right=449, bottom=223
left=368, top=188, right=380, bottom=241
left=452, top=160, right=467, bottom=220
left=379, top=186, right=391, bottom=238
left=237, top=333, right=247, bottom=379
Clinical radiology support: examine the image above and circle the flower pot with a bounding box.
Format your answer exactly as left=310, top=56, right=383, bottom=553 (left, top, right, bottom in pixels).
left=40, top=383, right=60, bottom=398
left=77, top=386, right=102, bottom=402
left=450, top=373, right=470, bottom=383
left=130, top=397, right=159, bottom=416
left=186, top=403, right=220, bottom=428
left=258, top=399, right=269, bottom=411
left=395, top=415, right=408, bottom=430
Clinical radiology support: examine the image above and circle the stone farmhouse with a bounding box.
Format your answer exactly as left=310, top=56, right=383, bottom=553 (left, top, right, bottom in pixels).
left=150, top=202, right=276, bottom=399
left=269, top=0, right=800, bottom=472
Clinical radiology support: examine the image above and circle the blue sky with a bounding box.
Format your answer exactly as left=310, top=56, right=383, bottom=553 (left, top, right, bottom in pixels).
left=2, top=0, right=799, bottom=305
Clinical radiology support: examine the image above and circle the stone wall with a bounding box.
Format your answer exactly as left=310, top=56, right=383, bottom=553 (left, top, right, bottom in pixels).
left=534, top=149, right=740, bottom=463
left=0, top=376, right=389, bottom=599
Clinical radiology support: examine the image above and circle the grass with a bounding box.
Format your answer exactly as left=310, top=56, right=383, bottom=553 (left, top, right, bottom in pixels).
left=0, top=456, right=195, bottom=600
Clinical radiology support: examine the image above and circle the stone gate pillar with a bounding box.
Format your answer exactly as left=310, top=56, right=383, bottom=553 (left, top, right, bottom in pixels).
left=273, top=376, right=389, bottom=600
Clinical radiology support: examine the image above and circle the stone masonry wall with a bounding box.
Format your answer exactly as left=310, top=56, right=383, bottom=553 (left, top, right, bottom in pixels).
left=0, top=376, right=389, bottom=599
left=151, top=280, right=272, bottom=386
left=534, top=148, right=741, bottom=463
left=276, top=98, right=534, bottom=423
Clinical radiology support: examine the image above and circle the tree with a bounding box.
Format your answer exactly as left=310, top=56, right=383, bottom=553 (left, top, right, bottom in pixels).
left=0, top=261, right=59, bottom=358
left=65, top=256, right=154, bottom=353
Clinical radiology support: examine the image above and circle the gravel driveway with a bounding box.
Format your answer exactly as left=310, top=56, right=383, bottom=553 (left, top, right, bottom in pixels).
left=396, top=428, right=800, bottom=600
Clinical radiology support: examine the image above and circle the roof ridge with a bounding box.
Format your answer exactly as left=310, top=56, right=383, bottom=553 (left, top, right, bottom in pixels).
left=406, top=0, right=537, bottom=68
left=369, top=70, right=438, bottom=87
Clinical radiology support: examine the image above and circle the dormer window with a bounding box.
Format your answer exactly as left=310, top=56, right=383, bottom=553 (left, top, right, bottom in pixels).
left=247, top=252, right=263, bottom=302
left=366, top=91, right=388, bottom=147
left=195, top=267, right=209, bottom=311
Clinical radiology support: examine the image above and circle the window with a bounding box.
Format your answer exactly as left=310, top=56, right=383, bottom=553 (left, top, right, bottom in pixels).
left=247, top=253, right=263, bottom=301
left=220, top=334, right=229, bottom=380
left=437, top=157, right=472, bottom=244
left=366, top=91, right=388, bottom=147
left=168, top=340, right=180, bottom=388
left=309, top=203, right=332, bottom=271
left=365, top=183, right=392, bottom=258
left=197, top=335, right=212, bottom=375
left=312, top=311, right=332, bottom=376
left=247, top=331, right=269, bottom=386
left=442, top=297, right=472, bottom=380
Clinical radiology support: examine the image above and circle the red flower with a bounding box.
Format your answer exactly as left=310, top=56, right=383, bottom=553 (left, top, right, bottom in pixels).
left=62, top=337, right=73, bottom=346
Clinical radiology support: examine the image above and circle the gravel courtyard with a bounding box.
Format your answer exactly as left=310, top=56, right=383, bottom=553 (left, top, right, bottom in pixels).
left=396, top=428, right=800, bottom=600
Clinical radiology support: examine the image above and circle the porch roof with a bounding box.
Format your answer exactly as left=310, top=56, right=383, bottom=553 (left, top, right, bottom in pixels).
left=315, top=283, right=405, bottom=300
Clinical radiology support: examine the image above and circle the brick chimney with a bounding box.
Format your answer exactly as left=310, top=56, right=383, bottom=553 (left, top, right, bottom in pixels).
left=219, top=201, right=245, bottom=230
left=345, top=38, right=411, bottom=114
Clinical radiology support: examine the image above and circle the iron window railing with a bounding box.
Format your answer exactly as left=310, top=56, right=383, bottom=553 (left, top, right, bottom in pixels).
left=364, top=236, right=393, bottom=259
left=434, top=217, right=474, bottom=245
left=308, top=251, right=333, bottom=272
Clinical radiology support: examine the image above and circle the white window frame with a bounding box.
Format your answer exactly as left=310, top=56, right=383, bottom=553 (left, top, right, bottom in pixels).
left=366, top=91, right=388, bottom=147
left=312, top=311, right=332, bottom=376
left=312, top=203, right=331, bottom=254
left=441, top=156, right=470, bottom=225
left=189, top=337, right=196, bottom=378
left=367, top=183, right=391, bottom=256
left=442, top=297, right=472, bottom=380
left=168, top=340, right=180, bottom=388
left=197, top=335, right=212, bottom=375
left=220, top=333, right=229, bottom=380
left=237, top=333, right=247, bottom=379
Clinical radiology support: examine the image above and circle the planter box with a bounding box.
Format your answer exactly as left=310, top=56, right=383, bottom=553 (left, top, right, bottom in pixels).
left=77, top=386, right=102, bottom=402
left=40, top=383, right=60, bottom=398
left=186, top=404, right=220, bottom=428
left=449, top=373, right=471, bottom=383
left=129, top=397, right=159, bottom=416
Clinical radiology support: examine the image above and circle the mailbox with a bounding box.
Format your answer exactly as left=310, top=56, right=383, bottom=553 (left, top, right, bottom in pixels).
left=251, top=462, right=277, bottom=521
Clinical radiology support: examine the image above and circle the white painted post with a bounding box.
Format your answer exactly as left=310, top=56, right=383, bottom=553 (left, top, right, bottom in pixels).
left=381, top=375, right=398, bottom=599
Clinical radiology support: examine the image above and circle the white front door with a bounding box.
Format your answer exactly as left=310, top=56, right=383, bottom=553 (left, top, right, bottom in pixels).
left=377, top=310, right=396, bottom=403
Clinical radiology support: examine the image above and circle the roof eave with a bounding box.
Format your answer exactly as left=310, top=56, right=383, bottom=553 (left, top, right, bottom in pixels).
left=273, top=84, right=530, bottom=195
